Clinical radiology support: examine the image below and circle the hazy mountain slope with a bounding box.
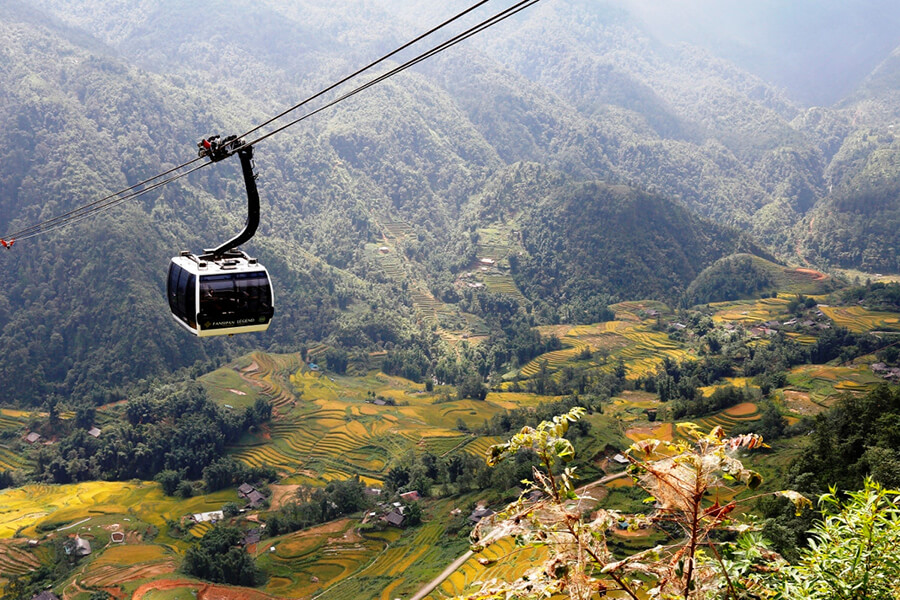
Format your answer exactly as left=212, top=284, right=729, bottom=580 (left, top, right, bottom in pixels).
left=2, top=0, right=899, bottom=404
left=0, top=7, right=421, bottom=404
left=29, top=0, right=826, bottom=235
left=792, top=46, right=900, bottom=272
left=842, top=44, right=900, bottom=124
left=625, top=0, right=900, bottom=107
left=430, top=0, right=835, bottom=239
left=468, top=164, right=770, bottom=308
left=796, top=135, right=900, bottom=273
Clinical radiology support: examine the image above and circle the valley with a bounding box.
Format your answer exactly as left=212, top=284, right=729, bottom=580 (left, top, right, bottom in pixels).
left=1, top=1, right=900, bottom=598
left=2, top=268, right=898, bottom=598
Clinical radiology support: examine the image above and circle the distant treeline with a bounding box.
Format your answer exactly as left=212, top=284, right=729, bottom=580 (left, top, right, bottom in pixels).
left=840, top=281, right=900, bottom=313
left=265, top=478, right=370, bottom=537
left=636, top=326, right=889, bottom=419
left=33, top=383, right=271, bottom=484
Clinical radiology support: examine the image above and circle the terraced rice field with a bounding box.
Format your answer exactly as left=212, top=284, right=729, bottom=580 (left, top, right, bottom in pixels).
left=200, top=366, right=262, bottom=409
left=610, top=300, right=670, bottom=321
left=375, top=256, right=407, bottom=297
left=0, top=540, right=40, bottom=578
left=432, top=535, right=550, bottom=598
left=626, top=422, right=675, bottom=443
left=188, top=521, right=212, bottom=538
left=355, top=520, right=444, bottom=598
left=410, top=290, right=442, bottom=328
left=710, top=297, right=790, bottom=324
left=699, top=378, right=759, bottom=397
left=475, top=226, right=516, bottom=258
left=464, top=436, right=505, bottom=460
left=485, top=392, right=547, bottom=409
left=0, top=412, right=30, bottom=472
left=520, top=320, right=691, bottom=381
left=0, top=445, right=31, bottom=471
left=261, top=518, right=393, bottom=598
left=81, top=545, right=177, bottom=588
left=0, top=480, right=237, bottom=545
left=819, top=306, right=900, bottom=333
left=228, top=353, right=550, bottom=485
left=0, top=413, right=26, bottom=431
left=0, top=481, right=141, bottom=537
left=482, top=273, right=526, bottom=301
left=784, top=332, right=819, bottom=345
left=774, top=267, right=830, bottom=292
left=240, top=352, right=304, bottom=411
left=82, top=560, right=179, bottom=589
left=786, top=364, right=881, bottom=404
left=0, top=350, right=630, bottom=597
left=689, top=403, right=761, bottom=435
left=379, top=218, right=415, bottom=240
left=0, top=408, right=33, bottom=419
left=366, top=236, right=463, bottom=337
left=781, top=390, right=828, bottom=417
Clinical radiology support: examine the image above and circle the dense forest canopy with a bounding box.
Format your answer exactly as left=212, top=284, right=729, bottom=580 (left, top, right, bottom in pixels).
left=0, top=0, right=898, bottom=403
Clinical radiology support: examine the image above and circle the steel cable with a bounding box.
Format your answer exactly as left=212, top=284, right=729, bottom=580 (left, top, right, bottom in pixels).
left=2, top=0, right=542, bottom=244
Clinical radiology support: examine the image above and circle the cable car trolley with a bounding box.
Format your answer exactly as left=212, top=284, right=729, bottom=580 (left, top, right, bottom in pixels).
left=167, top=135, right=274, bottom=337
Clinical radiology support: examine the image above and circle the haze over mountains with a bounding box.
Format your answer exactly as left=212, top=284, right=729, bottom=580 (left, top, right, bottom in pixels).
left=0, top=0, right=898, bottom=403
left=625, top=0, right=900, bottom=106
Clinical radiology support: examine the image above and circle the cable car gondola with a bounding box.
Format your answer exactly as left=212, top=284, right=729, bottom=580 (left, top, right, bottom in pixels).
left=167, top=136, right=274, bottom=337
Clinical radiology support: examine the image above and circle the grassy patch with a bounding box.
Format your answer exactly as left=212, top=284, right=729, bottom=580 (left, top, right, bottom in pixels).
left=199, top=367, right=261, bottom=409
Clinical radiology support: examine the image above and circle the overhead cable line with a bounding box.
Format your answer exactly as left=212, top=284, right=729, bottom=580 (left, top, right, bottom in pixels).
left=1, top=0, right=542, bottom=246
left=237, top=0, right=541, bottom=152
left=235, top=0, right=493, bottom=141
left=13, top=162, right=211, bottom=241
left=5, top=157, right=205, bottom=242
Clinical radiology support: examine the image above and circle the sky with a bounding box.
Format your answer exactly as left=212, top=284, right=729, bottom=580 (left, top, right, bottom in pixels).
left=622, top=0, right=900, bottom=105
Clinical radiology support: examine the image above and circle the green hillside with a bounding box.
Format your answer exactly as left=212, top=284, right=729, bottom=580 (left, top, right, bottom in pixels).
left=684, top=253, right=835, bottom=306
left=511, top=181, right=769, bottom=308
left=1, top=0, right=899, bottom=405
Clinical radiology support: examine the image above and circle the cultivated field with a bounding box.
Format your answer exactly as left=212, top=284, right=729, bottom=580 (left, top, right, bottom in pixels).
left=520, top=314, right=692, bottom=382
left=785, top=363, right=882, bottom=406
left=709, top=297, right=791, bottom=324
left=0, top=276, right=894, bottom=599
left=227, top=357, right=536, bottom=485
left=818, top=305, right=900, bottom=333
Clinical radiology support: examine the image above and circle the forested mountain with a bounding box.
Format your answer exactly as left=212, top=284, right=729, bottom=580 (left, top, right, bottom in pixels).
left=469, top=167, right=766, bottom=307
left=1, top=0, right=899, bottom=403
left=793, top=46, right=900, bottom=272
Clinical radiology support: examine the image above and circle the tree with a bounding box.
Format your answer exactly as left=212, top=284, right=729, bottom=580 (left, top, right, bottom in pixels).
left=462, top=410, right=805, bottom=600
left=222, top=502, right=241, bottom=518
left=203, top=457, right=237, bottom=492
left=176, top=480, right=194, bottom=499
left=324, top=347, right=349, bottom=374
left=182, top=525, right=261, bottom=586
left=75, top=404, right=96, bottom=429
left=155, top=469, right=182, bottom=496
left=457, top=372, right=488, bottom=401
left=0, top=574, right=25, bottom=600
left=777, top=479, right=900, bottom=600
left=404, top=501, right=423, bottom=527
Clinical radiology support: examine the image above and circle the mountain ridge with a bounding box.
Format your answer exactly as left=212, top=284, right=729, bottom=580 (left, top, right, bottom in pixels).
left=1, top=0, right=899, bottom=403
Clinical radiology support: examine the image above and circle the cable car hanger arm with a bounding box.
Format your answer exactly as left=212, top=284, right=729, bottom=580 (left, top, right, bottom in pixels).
left=197, top=135, right=259, bottom=258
